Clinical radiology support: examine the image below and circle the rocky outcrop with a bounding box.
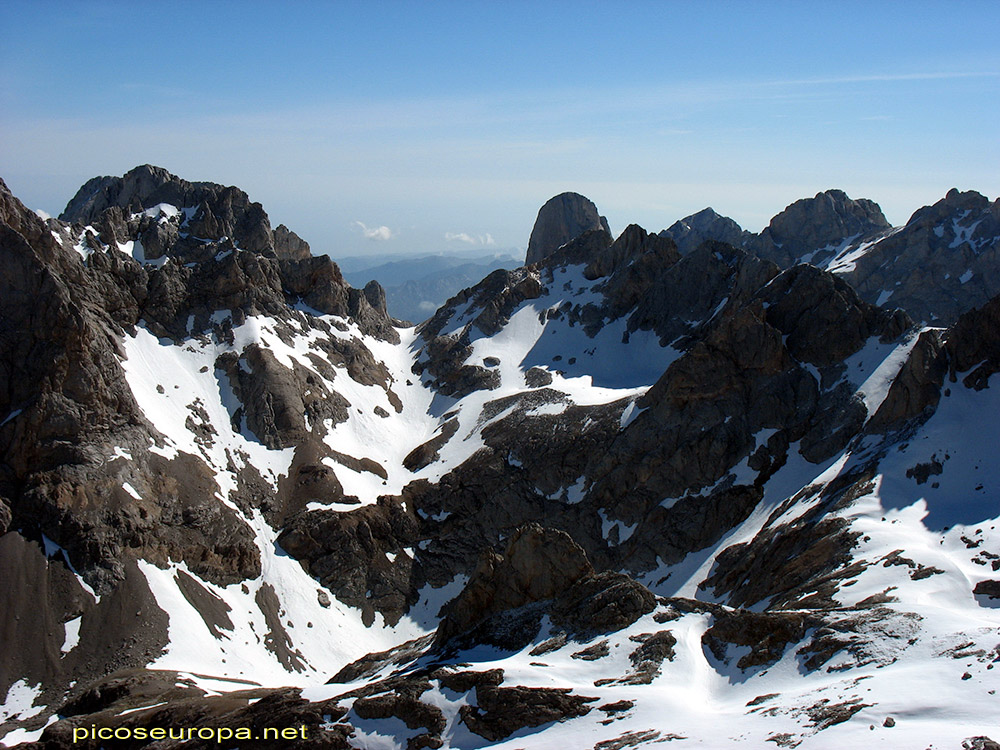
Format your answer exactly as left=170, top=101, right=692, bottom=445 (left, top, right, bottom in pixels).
left=60, top=165, right=277, bottom=256
left=944, top=292, right=1000, bottom=387
left=526, top=192, right=611, bottom=265
left=56, top=166, right=398, bottom=342
left=624, top=240, right=778, bottom=343
left=867, top=292, right=1000, bottom=433
left=0, top=168, right=414, bottom=723
left=272, top=223, right=311, bottom=260
left=434, top=525, right=656, bottom=651
left=660, top=207, right=753, bottom=255
left=459, top=684, right=598, bottom=742
left=277, top=497, right=419, bottom=626
left=434, top=525, right=594, bottom=646
left=752, top=189, right=891, bottom=268
left=408, top=220, right=914, bottom=602
left=843, top=189, right=1000, bottom=324
left=413, top=266, right=542, bottom=396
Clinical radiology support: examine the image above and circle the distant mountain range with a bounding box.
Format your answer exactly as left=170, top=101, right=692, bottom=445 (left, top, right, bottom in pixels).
left=1, top=165, right=998, bottom=749
left=658, top=187, right=1000, bottom=325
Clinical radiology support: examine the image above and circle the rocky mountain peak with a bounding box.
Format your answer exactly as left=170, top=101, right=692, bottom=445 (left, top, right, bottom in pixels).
left=906, top=187, right=997, bottom=229
left=754, top=189, right=891, bottom=267
left=58, top=165, right=308, bottom=261
left=660, top=207, right=752, bottom=255
left=837, top=188, right=1000, bottom=324
left=60, top=165, right=195, bottom=224
left=525, top=192, right=611, bottom=265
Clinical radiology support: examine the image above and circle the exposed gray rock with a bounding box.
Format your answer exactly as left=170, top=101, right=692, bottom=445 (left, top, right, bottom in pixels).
left=434, top=525, right=593, bottom=647
left=660, top=207, right=753, bottom=255
left=278, top=497, right=420, bottom=626
left=840, top=189, right=1000, bottom=325
left=526, top=192, right=611, bottom=265
left=702, top=609, right=811, bottom=671
left=273, top=223, right=311, bottom=260
left=61, top=165, right=275, bottom=255
left=752, top=189, right=890, bottom=268
left=414, top=266, right=541, bottom=396
left=594, top=630, right=677, bottom=686
left=328, top=635, right=436, bottom=684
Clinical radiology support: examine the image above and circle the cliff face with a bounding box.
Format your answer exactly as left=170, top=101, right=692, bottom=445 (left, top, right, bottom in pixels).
left=2, top=174, right=999, bottom=750
left=659, top=188, right=1000, bottom=325
left=525, top=191, right=611, bottom=265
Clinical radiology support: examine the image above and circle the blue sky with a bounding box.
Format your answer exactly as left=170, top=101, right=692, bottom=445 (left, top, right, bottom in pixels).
left=2, top=1, right=998, bottom=258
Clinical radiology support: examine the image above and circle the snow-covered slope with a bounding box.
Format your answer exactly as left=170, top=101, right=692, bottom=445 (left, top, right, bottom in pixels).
left=1, top=172, right=998, bottom=749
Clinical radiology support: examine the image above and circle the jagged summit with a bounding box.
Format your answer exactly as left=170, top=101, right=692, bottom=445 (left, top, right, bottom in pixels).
left=837, top=187, right=1000, bottom=324
left=525, top=191, right=610, bottom=265
left=660, top=206, right=752, bottom=255
left=653, top=187, right=1000, bottom=326
left=60, top=164, right=311, bottom=261
left=61, top=165, right=208, bottom=223
left=1, top=172, right=999, bottom=748
left=752, top=189, right=891, bottom=268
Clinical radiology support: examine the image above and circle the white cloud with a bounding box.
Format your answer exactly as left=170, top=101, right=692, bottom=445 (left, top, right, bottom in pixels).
left=445, top=231, right=496, bottom=246
left=353, top=221, right=394, bottom=241
left=33, top=209, right=51, bottom=220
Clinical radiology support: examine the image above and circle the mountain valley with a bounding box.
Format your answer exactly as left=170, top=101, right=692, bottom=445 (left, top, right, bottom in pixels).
left=1, top=167, right=998, bottom=749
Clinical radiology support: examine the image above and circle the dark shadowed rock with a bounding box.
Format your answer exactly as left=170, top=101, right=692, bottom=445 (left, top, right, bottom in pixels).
left=328, top=635, right=436, bottom=684
left=459, top=684, right=598, bottom=742
left=963, top=738, right=1000, bottom=750
left=552, top=571, right=656, bottom=638
left=434, top=525, right=593, bottom=647
left=594, top=630, right=677, bottom=686
left=61, top=165, right=277, bottom=255
left=414, top=266, right=542, bottom=396
left=354, top=691, right=446, bottom=735
left=944, top=292, right=1000, bottom=388
left=702, top=609, right=812, bottom=671
left=973, top=580, right=1000, bottom=599
left=758, top=263, right=910, bottom=367
left=526, top=192, right=611, bottom=265
left=867, top=329, right=947, bottom=432
left=278, top=497, right=419, bottom=625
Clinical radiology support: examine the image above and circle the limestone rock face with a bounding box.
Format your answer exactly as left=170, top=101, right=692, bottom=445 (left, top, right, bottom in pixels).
left=0, top=169, right=409, bottom=716
left=434, top=525, right=594, bottom=646
left=753, top=189, right=891, bottom=268
left=4, top=170, right=1000, bottom=748
left=278, top=498, right=419, bottom=626
left=434, top=525, right=656, bottom=651
left=944, top=292, right=1000, bottom=386
left=839, top=189, right=1000, bottom=324
left=659, top=188, right=1000, bottom=326
left=660, top=207, right=752, bottom=255
left=526, top=192, right=611, bottom=265
left=61, top=165, right=278, bottom=256
left=273, top=223, right=311, bottom=260
left=414, top=266, right=542, bottom=396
